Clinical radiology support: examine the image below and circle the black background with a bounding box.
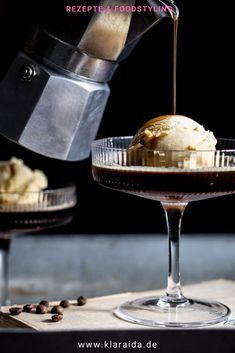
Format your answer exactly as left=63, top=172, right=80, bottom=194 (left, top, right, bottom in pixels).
left=1, top=330, right=235, bottom=353
left=0, top=0, right=234, bottom=234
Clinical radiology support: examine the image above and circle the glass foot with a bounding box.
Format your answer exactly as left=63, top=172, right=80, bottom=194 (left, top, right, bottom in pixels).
left=114, top=296, right=230, bottom=328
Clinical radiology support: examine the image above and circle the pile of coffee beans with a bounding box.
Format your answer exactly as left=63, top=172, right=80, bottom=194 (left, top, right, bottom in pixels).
left=8, top=296, right=87, bottom=323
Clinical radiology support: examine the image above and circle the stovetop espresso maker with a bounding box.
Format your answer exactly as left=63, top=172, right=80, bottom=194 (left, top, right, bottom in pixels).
left=0, top=0, right=178, bottom=161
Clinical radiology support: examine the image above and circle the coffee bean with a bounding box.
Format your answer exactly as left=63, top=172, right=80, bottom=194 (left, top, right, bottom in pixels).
left=77, top=296, right=87, bottom=306
left=51, top=314, right=63, bottom=322
left=59, top=300, right=70, bottom=308
left=23, top=304, right=33, bottom=312
left=39, top=300, right=50, bottom=307
left=36, top=304, right=48, bottom=314
left=51, top=305, right=64, bottom=314
left=9, top=307, right=22, bottom=315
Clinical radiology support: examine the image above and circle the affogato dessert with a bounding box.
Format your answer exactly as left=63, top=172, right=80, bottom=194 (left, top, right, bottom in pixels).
left=92, top=115, right=235, bottom=202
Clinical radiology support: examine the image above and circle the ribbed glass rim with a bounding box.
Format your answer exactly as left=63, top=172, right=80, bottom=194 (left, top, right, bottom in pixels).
left=92, top=136, right=235, bottom=153
left=0, top=183, right=77, bottom=212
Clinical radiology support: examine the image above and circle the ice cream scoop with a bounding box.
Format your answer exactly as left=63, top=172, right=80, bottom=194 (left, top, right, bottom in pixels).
left=128, top=115, right=217, bottom=168
left=0, top=157, right=48, bottom=204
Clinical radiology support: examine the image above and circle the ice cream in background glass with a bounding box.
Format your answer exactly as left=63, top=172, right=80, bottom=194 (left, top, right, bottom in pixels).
left=92, top=114, right=235, bottom=327
left=0, top=157, right=48, bottom=204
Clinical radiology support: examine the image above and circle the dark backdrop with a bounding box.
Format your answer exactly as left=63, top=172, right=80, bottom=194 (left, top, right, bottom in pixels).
left=0, top=0, right=234, bottom=234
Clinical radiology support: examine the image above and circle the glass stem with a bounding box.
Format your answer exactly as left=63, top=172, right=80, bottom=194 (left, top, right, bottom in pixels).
left=0, top=234, right=11, bottom=307
left=161, top=202, right=188, bottom=304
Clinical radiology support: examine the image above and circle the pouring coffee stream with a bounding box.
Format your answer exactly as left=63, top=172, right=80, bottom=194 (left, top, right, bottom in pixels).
left=0, top=0, right=178, bottom=161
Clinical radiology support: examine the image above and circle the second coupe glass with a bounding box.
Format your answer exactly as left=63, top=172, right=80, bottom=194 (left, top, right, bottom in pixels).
left=0, top=184, right=77, bottom=306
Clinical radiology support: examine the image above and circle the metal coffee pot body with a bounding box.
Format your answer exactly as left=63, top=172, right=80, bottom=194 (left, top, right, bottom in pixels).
left=0, top=0, right=178, bottom=161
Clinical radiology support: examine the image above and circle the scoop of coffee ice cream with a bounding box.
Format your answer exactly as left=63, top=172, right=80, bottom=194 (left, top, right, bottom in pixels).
left=128, top=115, right=217, bottom=168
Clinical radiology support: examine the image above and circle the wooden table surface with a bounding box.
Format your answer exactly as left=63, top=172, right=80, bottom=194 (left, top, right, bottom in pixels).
left=1, top=279, right=235, bottom=331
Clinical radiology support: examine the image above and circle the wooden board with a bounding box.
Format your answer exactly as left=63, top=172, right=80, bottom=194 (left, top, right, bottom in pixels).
left=1, top=279, right=235, bottom=331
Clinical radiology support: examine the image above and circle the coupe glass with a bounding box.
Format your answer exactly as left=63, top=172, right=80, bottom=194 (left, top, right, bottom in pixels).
left=0, top=184, right=77, bottom=306
left=92, top=136, right=235, bottom=327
